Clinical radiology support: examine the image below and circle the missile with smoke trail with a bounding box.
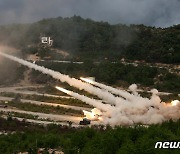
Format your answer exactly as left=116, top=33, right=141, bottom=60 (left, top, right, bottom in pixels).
left=0, top=52, right=122, bottom=105
left=80, top=77, right=158, bottom=107
left=81, top=77, right=141, bottom=100
left=55, top=86, right=112, bottom=122
left=1, top=52, right=180, bottom=126
left=55, top=86, right=114, bottom=113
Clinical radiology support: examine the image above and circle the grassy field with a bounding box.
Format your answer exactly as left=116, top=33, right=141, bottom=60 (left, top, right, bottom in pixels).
left=0, top=101, right=83, bottom=117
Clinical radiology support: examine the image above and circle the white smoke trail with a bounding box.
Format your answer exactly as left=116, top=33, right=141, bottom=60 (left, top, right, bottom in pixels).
left=80, top=77, right=155, bottom=107
left=55, top=86, right=114, bottom=113
left=80, top=77, right=138, bottom=100
left=0, top=52, right=121, bottom=105
left=1, top=52, right=179, bottom=126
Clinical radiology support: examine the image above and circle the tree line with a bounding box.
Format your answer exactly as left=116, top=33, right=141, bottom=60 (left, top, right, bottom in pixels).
left=0, top=117, right=179, bottom=154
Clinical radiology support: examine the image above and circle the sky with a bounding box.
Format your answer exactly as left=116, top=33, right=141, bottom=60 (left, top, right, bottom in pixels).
left=0, top=0, right=179, bottom=27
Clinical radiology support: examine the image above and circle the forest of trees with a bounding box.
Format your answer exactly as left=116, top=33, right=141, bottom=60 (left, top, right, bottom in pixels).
left=0, top=117, right=179, bottom=154
left=0, top=16, right=179, bottom=63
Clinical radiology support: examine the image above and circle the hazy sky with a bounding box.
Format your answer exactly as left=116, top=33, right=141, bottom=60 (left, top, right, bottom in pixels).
left=0, top=0, right=179, bottom=27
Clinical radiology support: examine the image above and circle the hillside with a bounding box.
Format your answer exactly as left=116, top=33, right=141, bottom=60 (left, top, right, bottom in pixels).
left=0, top=16, right=179, bottom=63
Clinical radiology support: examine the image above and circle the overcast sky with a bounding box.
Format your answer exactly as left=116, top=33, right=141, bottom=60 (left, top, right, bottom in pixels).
left=0, top=0, right=179, bottom=27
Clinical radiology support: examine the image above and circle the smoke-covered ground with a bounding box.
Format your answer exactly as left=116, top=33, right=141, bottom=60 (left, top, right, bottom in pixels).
left=0, top=52, right=179, bottom=126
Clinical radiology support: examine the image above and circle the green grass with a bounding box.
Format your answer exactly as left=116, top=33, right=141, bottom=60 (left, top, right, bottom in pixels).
left=1, top=101, right=83, bottom=117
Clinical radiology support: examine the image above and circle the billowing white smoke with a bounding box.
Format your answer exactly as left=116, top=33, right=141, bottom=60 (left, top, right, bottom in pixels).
left=83, top=108, right=102, bottom=121
left=0, top=52, right=122, bottom=105
left=57, top=85, right=180, bottom=126
left=80, top=78, right=180, bottom=126
left=129, top=84, right=138, bottom=96
left=0, top=52, right=180, bottom=126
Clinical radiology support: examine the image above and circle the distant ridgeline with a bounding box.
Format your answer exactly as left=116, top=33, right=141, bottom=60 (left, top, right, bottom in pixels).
left=0, top=16, right=179, bottom=63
